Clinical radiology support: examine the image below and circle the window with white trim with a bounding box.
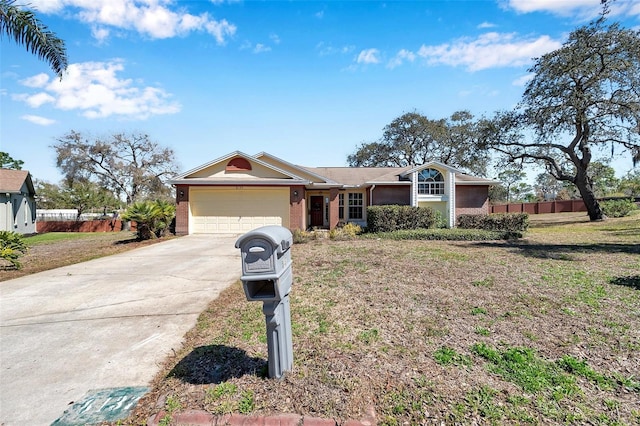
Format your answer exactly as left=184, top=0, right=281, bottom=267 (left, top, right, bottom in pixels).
left=348, top=193, right=363, bottom=219
left=418, top=169, right=444, bottom=195
left=338, top=193, right=344, bottom=219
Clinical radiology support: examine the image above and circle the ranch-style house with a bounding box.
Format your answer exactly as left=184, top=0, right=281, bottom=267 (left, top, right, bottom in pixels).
left=171, top=151, right=497, bottom=235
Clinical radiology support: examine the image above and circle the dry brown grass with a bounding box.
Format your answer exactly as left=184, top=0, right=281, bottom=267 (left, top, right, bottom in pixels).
left=125, top=213, right=640, bottom=425
left=121, top=213, right=640, bottom=424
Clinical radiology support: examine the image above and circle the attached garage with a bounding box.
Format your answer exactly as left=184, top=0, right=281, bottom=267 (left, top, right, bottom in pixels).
left=189, top=187, right=290, bottom=234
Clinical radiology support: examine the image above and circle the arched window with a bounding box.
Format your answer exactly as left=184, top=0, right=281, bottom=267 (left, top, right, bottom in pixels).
left=225, top=157, right=252, bottom=172
left=418, top=169, right=444, bottom=195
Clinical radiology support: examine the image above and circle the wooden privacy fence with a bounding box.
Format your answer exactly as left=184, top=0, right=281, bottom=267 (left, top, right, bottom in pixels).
left=491, top=199, right=587, bottom=214
left=36, top=220, right=136, bottom=233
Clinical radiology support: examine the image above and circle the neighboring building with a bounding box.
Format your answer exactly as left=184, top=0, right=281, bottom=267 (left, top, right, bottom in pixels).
left=171, top=151, right=498, bottom=235
left=0, top=169, right=37, bottom=234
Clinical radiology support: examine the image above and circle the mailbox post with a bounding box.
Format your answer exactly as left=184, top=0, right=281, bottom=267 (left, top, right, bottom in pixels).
left=235, top=226, right=294, bottom=379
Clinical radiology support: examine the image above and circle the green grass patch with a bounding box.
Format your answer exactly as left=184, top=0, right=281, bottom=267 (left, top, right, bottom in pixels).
left=24, top=232, right=106, bottom=245
left=433, top=346, right=472, bottom=367
left=471, top=307, right=487, bottom=315
left=471, top=343, right=580, bottom=398
left=557, top=355, right=613, bottom=390
left=475, top=327, right=490, bottom=336
left=472, top=277, right=494, bottom=287
left=358, top=328, right=379, bottom=344
left=455, top=385, right=504, bottom=421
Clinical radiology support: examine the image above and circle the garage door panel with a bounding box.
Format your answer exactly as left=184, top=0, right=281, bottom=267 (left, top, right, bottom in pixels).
left=190, top=188, right=289, bottom=234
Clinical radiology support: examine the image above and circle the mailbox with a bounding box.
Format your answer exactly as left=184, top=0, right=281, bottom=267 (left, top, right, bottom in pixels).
left=235, top=225, right=293, bottom=302
left=235, top=225, right=295, bottom=379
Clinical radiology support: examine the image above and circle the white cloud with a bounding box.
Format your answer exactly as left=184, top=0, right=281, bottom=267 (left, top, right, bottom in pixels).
left=270, top=34, right=281, bottom=44
left=29, top=0, right=237, bottom=42
left=205, top=19, right=236, bottom=44
left=14, top=60, right=181, bottom=120
left=253, top=43, right=271, bottom=53
left=29, top=0, right=66, bottom=13
left=513, top=73, right=535, bottom=86
left=387, top=49, right=416, bottom=69
left=91, top=26, right=110, bottom=43
left=21, top=115, right=56, bottom=126
left=317, top=42, right=355, bottom=56
left=478, top=21, right=496, bottom=29
left=20, top=73, right=50, bottom=88
left=315, top=10, right=324, bottom=19
left=356, top=48, right=380, bottom=64
left=417, top=32, right=562, bottom=71
left=21, top=92, right=56, bottom=107
left=502, top=0, right=605, bottom=18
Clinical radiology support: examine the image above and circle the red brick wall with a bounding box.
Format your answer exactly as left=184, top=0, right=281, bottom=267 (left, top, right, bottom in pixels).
left=329, top=188, right=339, bottom=230
left=455, top=185, right=489, bottom=217
left=175, top=184, right=190, bottom=235
left=371, top=185, right=410, bottom=205
left=36, top=220, right=133, bottom=233
left=289, top=186, right=306, bottom=231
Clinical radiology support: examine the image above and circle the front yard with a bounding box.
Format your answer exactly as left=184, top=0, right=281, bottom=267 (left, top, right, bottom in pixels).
left=126, top=212, right=640, bottom=425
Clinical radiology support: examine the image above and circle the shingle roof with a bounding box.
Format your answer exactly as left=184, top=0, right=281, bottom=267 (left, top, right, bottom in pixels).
left=0, top=169, right=34, bottom=193
left=301, top=166, right=497, bottom=187
left=302, top=167, right=412, bottom=186
left=454, top=173, right=498, bottom=185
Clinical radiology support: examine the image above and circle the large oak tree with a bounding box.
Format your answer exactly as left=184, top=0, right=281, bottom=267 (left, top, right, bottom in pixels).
left=53, top=131, right=179, bottom=204
left=483, top=18, right=640, bottom=220
left=348, top=111, right=490, bottom=176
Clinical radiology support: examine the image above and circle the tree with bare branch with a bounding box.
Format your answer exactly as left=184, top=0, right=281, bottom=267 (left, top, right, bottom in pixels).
left=53, top=131, right=179, bottom=204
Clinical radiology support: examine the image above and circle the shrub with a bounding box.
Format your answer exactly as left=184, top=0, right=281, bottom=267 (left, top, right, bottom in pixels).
left=457, top=213, right=529, bottom=232
left=0, top=231, right=28, bottom=269
left=292, top=229, right=324, bottom=243
left=122, top=200, right=176, bottom=240
left=366, top=205, right=437, bottom=232
left=329, top=222, right=362, bottom=240
left=600, top=199, right=638, bottom=218
left=362, top=228, right=522, bottom=241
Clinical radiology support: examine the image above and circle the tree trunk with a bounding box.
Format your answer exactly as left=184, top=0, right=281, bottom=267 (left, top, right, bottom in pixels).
left=574, top=170, right=605, bottom=221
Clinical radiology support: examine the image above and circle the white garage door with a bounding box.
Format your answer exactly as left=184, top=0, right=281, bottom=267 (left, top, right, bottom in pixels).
left=190, top=187, right=289, bottom=234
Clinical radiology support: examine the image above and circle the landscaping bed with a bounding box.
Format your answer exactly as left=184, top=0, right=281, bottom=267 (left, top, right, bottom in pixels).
left=124, top=212, right=640, bottom=425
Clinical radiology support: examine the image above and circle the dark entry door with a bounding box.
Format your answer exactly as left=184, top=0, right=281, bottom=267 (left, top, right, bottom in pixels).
left=310, top=196, right=324, bottom=227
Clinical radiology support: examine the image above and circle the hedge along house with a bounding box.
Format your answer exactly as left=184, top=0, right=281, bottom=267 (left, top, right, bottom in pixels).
left=0, top=169, right=37, bottom=234
left=171, top=151, right=498, bottom=235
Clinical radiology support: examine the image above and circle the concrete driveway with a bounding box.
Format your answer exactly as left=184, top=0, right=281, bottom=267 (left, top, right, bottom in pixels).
left=0, top=234, right=240, bottom=426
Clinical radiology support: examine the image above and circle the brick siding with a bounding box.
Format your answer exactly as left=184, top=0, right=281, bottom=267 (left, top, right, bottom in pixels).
left=175, top=185, right=190, bottom=235
left=455, top=185, right=489, bottom=217
left=371, top=185, right=410, bottom=206
left=289, top=186, right=306, bottom=230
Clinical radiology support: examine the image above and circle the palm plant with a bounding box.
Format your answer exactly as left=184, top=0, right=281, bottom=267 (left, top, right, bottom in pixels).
left=0, top=0, right=67, bottom=78
left=122, top=200, right=176, bottom=240
left=152, top=199, right=176, bottom=237
left=0, top=231, right=28, bottom=269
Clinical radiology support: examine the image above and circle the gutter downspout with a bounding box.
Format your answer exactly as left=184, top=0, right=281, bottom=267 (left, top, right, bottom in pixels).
left=368, top=184, right=376, bottom=226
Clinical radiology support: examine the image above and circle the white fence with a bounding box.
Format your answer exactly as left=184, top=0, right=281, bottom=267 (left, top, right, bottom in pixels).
left=36, top=209, right=111, bottom=221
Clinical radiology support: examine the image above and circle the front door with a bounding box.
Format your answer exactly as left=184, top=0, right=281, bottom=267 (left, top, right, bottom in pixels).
left=310, top=196, right=324, bottom=227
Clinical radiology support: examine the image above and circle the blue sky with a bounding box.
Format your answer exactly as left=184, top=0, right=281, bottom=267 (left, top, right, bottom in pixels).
left=2, top=0, right=639, bottom=184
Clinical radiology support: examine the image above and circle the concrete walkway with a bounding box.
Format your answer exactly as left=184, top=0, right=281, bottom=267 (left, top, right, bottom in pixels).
left=0, top=234, right=240, bottom=426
